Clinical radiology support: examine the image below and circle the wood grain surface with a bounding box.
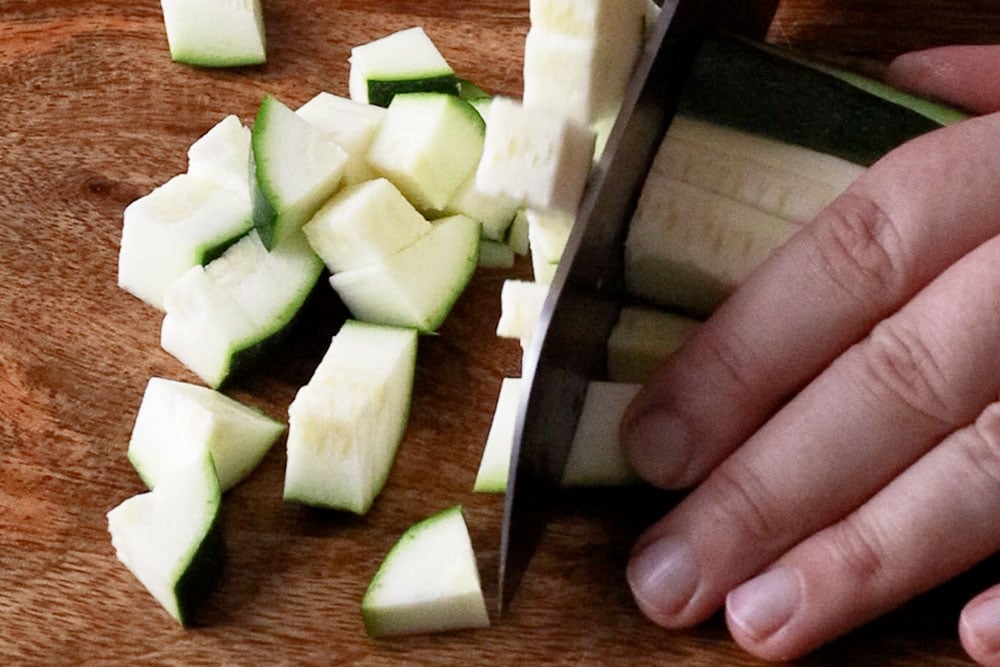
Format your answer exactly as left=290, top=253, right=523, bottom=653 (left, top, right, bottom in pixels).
left=4, top=1, right=1000, bottom=664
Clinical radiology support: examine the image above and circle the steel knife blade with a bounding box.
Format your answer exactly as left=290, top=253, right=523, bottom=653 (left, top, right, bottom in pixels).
left=497, top=0, right=779, bottom=614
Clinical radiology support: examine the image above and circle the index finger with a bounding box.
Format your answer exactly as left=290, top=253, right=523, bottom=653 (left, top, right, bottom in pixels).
left=621, top=111, right=1000, bottom=489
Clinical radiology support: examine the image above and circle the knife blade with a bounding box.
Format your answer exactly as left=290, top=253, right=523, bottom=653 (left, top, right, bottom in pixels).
left=497, top=0, right=780, bottom=614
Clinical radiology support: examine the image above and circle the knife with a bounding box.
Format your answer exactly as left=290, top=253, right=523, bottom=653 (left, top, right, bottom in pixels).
left=498, top=0, right=780, bottom=614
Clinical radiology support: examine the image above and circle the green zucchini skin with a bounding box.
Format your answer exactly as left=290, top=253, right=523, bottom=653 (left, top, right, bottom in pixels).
left=173, top=515, right=225, bottom=627
left=366, top=74, right=459, bottom=108
left=679, top=35, right=953, bottom=167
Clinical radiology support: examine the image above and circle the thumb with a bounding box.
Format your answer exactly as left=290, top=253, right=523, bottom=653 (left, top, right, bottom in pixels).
left=885, top=45, right=1000, bottom=115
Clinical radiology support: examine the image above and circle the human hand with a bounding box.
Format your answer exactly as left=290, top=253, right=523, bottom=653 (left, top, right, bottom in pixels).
left=619, top=45, right=1000, bottom=664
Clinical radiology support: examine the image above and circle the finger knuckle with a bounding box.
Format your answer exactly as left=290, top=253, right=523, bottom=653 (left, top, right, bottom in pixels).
left=807, top=193, right=908, bottom=309
left=825, top=515, right=890, bottom=585
left=853, top=319, right=960, bottom=425
left=706, top=460, right=787, bottom=546
left=963, top=403, right=1000, bottom=492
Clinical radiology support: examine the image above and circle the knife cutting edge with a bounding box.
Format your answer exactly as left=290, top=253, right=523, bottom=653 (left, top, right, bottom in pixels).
left=497, top=0, right=780, bottom=615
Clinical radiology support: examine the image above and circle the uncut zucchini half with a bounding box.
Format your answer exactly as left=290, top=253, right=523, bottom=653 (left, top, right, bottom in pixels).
left=625, top=35, right=964, bottom=316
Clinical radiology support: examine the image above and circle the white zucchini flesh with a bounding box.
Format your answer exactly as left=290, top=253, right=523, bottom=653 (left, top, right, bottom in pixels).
left=118, top=173, right=253, bottom=311
left=472, top=378, right=520, bottom=493
left=473, top=379, right=640, bottom=492
left=440, top=170, right=520, bottom=242
left=302, top=178, right=431, bottom=274
left=660, top=116, right=866, bottom=223
left=477, top=239, right=516, bottom=269
left=348, top=27, right=457, bottom=107
left=475, top=96, right=596, bottom=217
left=522, top=26, right=641, bottom=126
left=283, top=320, right=418, bottom=514
left=624, top=116, right=867, bottom=316
left=625, top=178, right=802, bottom=316
left=529, top=0, right=648, bottom=39
left=159, top=0, right=266, bottom=67
left=495, top=279, right=550, bottom=346
left=506, top=209, right=530, bottom=256
left=186, top=114, right=253, bottom=198
left=251, top=95, right=349, bottom=249
left=160, top=230, right=323, bottom=388
left=367, top=92, right=485, bottom=212
left=527, top=208, right=573, bottom=265
left=107, top=450, right=223, bottom=626
left=329, top=214, right=481, bottom=334
left=295, top=92, right=387, bottom=187
left=127, top=377, right=285, bottom=492
left=362, top=505, right=489, bottom=637
left=607, top=307, right=701, bottom=384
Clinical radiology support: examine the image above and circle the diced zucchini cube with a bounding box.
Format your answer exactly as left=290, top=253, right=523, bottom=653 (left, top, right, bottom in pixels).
left=368, top=92, right=486, bottom=212
left=118, top=173, right=253, bottom=311
left=302, top=178, right=432, bottom=274
left=348, top=27, right=458, bottom=107
left=283, top=320, right=418, bottom=514
left=159, top=0, right=266, bottom=67
left=251, top=95, right=348, bottom=250
left=475, top=97, right=595, bottom=217
left=295, top=93, right=388, bottom=187
left=529, top=0, right=647, bottom=39
left=329, top=215, right=481, bottom=334
left=127, top=377, right=285, bottom=492
left=523, top=27, right=641, bottom=125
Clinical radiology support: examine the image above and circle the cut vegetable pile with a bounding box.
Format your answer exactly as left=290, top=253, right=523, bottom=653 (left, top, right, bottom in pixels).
left=112, top=0, right=966, bottom=637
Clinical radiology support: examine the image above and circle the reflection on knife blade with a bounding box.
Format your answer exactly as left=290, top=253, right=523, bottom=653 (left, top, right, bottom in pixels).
left=498, top=0, right=779, bottom=614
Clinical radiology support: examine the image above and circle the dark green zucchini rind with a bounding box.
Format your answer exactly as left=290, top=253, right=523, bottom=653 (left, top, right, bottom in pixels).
left=680, top=35, right=964, bottom=167
left=173, top=512, right=225, bottom=628
left=367, top=74, right=460, bottom=108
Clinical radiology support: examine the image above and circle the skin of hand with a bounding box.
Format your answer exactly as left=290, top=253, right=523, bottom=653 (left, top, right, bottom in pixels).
left=619, top=45, right=1000, bottom=665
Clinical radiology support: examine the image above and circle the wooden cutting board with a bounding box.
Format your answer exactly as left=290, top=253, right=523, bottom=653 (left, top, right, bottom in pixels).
left=4, top=1, right=1000, bottom=664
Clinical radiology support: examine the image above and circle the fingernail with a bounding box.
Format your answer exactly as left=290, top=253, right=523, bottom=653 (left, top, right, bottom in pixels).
left=627, top=536, right=699, bottom=618
left=727, top=567, right=802, bottom=642
left=962, top=595, right=1000, bottom=653
left=622, top=411, right=694, bottom=488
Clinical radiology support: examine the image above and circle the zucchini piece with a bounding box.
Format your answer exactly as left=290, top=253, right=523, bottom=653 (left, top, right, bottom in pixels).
left=329, top=215, right=480, bottom=334
left=160, top=230, right=323, bottom=388
left=127, top=377, right=285, bottom=492
left=756, top=42, right=967, bottom=127
left=659, top=115, right=866, bottom=223
left=625, top=178, right=801, bottom=316
left=159, top=0, right=266, bottom=67
left=251, top=95, right=348, bottom=249
left=505, top=209, right=530, bottom=257
left=472, top=378, right=521, bottom=493
left=348, top=27, right=459, bottom=107
left=523, top=26, right=642, bottom=125
left=530, top=0, right=647, bottom=39
left=283, top=320, right=418, bottom=514
left=367, top=92, right=486, bottom=212
left=473, top=379, right=640, bottom=492
left=362, top=505, right=489, bottom=637
left=679, top=35, right=956, bottom=167
left=607, top=307, right=701, bottom=384
left=186, top=114, right=253, bottom=197
left=439, top=172, right=520, bottom=243
left=475, top=96, right=596, bottom=216
left=107, top=450, right=224, bottom=626
left=302, top=178, right=432, bottom=274
left=118, top=173, right=253, bottom=310
left=477, top=239, right=516, bottom=270
left=295, top=92, right=388, bottom=187
left=495, top=279, right=549, bottom=346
